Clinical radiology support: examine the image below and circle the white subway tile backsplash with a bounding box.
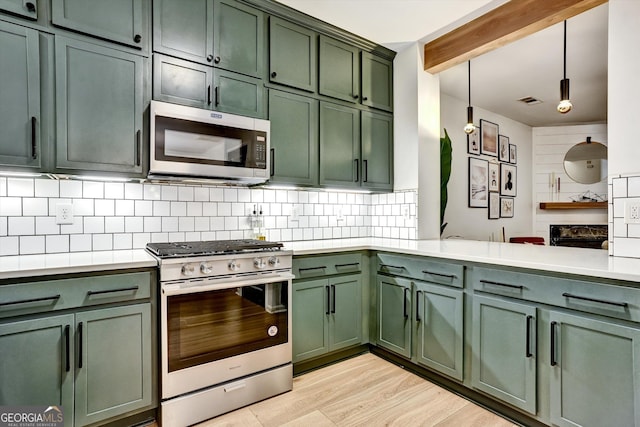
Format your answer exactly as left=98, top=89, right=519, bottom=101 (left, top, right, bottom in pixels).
left=224, top=217, right=238, bottom=230
left=75, top=198, right=96, bottom=216
left=116, top=199, right=135, bottom=216
left=153, top=201, right=171, bottom=217
left=135, top=200, right=153, bottom=216
left=0, top=217, right=6, bottom=236
left=0, top=178, right=6, bottom=197
left=251, top=189, right=264, bottom=203
left=126, top=216, right=144, bottom=233
left=144, top=217, right=162, bottom=233
left=7, top=178, right=34, bottom=197
left=104, top=182, right=124, bottom=199
left=35, top=179, right=59, bottom=198
left=0, top=197, right=21, bottom=216
left=144, top=184, right=161, bottom=200
left=60, top=180, right=83, bottom=198
left=224, top=188, right=238, bottom=202
left=84, top=217, right=105, bottom=234
left=179, top=217, right=195, bottom=232
left=170, top=201, right=187, bottom=217
left=36, top=217, right=59, bottom=235
left=162, top=217, right=179, bottom=232
left=187, top=202, right=203, bottom=217
left=613, top=178, right=628, bottom=198
left=20, top=235, right=44, bottom=254
left=0, top=236, right=18, bottom=255
left=132, top=233, right=151, bottom=249
left=113, top=233, right=132, bottom=250
left=46, top=235, right=69, bottom=253
left=178, top=186, right=194, bottom=202
left=210, top=187, right=224, bottom=201
left=218, top=202, right=231, bottom=216
left=125, top=183, right=143, bottom=199
left=93, top=234, right=113, bottom=251
left=9, top=217, right=35, bottom=236
left=231, top=202, right=245, bottom=217
left=105, top=217, right=125, bottom=233
left=23, top=198, right=48, bottom=216
left=202, top=202, right=217, bottom=217
left=60, top=220, right=83, bottom=235
left=194, top=217, right=209, bottom=231
left=238, top=188, right=251, bottom=202
left=83, top=181, right=104, bottom=199
left=162, top=185, right=178, bottom=201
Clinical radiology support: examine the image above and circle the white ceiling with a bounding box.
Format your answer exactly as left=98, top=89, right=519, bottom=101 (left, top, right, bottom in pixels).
left=275, top=0, right=608, bottom=127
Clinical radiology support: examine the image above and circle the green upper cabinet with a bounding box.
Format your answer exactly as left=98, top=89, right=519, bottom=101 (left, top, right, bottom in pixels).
left=549, top=311, right=640, bottom=427
left=376, top=275, right=412, bottom=358
left=361, top=111, right=393, bottom=191
left=268, top=17, right=316, bottom=92
left=0, top=21, right=41, bottom=169
left=213, top=0, right=264, bottom=78
left=152, top=0, right=213, bottom=65
left=319, top=35, right=359, bottom=103
left=0, top=0, right=38, bottom=20
left=319, top=101, right=359, bottom=189
left=55, top=36, right=145, bottom=175
left=153, top=54, right=212, bottom=109
left=213, top=68, right=265, bottom=118
left=268, top=89, right=318, bottom=186
left=361, top=52, right=393, bottom=112
left=51, top=0, right=150, bottom=52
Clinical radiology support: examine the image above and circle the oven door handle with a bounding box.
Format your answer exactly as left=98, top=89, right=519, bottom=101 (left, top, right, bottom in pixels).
left=162, top=273, right=295, bottom=296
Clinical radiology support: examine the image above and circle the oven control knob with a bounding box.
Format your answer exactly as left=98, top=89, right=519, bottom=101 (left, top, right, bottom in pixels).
left=254, top=258, right=266, bottom=269
left=268, top=257, right=279, bottom=267
left=228, top=260, right=240, bottom=271
left=181, top=264, right=196, bottom=276
left=200, top=263, right=213, bottom=275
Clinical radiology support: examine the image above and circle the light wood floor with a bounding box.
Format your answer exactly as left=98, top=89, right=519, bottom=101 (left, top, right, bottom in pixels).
left=197, top=353, right=519, bottom=427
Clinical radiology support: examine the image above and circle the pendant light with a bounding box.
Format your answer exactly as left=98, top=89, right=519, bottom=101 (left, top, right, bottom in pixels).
left=464, top=60, right=475, bottom=134
left=557, top=20, right=573, bottom=114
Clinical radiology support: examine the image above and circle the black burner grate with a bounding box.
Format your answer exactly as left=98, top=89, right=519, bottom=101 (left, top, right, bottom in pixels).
left=146, top=239, right=283, bottom=258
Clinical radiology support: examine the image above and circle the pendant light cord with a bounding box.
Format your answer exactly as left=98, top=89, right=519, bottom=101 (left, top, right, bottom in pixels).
left=563, top=20, right=567, bottom=80
left=468, top=60, right=472, bottom=106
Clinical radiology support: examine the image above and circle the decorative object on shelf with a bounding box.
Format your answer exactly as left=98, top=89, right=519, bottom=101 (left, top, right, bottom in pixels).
left=488, top=161, right=499, bottom=193
left=469, top=157, right=488, bottom=208
left=557, top=20, right=573, bottom=114
left=441, top=129, right=453, bottom=235
left=509, top=144, right=517, bottom=164
left=568, top=190, right=607, bottom=203
left=467, top=125, right=480, bottom=155
left=500, top=163, right=517, bottom=197
left=463, top=60, right=476, bottom=135
left=563, top=137, right=607, bottom=184
left=498, top=135, right=509, bottom=162
left=480, top=119, right=498, bottom=157
left=488, top=192, right=500, bottom=219
left=500, top=197, right=514, bottom=218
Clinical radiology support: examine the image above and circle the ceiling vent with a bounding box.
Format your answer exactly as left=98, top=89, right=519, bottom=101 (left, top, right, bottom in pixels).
left=518, top=96, right=543, bottom=105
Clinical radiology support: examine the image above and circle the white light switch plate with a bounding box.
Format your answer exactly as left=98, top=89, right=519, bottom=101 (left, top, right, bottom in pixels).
left=55, top=203, right=74, bottom=225
left=624, top=200, right=640, bottom=224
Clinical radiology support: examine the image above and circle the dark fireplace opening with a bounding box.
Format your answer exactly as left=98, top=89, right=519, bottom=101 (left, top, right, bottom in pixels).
left=550, top=225, right=608, bottom=249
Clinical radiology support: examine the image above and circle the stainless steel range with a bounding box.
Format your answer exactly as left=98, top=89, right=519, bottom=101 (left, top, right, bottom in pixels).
left=146, top=239, right=293, bottom=427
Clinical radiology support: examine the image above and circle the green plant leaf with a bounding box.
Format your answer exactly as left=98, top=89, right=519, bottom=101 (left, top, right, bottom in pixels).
left=440, top=129, right=453, bottom=235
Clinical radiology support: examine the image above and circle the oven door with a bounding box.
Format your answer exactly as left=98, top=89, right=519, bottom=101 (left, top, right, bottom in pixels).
left=160, top=273, right=292, bottom=399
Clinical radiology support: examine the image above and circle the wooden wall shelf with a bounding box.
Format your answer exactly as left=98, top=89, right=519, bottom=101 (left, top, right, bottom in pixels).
left=539, top=202, right=608, bottom=210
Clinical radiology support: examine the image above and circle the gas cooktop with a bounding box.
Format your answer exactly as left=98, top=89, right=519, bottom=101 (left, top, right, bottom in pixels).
left=146, top=239, right=284, bottom=258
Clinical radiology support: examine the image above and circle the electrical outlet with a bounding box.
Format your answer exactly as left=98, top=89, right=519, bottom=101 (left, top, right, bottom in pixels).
left=336, top=207, right=345, bottom=221
left=55, top=203, right=74, bottom=225
left=402, top=206, right=410, bottom=219
left=625, top=200, right=640, bottom=224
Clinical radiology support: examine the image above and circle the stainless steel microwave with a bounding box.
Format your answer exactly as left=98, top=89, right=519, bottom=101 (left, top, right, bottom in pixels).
left=149, top=101, right=270, bottom=184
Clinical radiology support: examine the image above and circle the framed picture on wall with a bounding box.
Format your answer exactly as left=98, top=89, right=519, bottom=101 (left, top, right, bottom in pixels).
left=509, top=144, right=517, bottom=164
left=469, top=157, right=488, bottom=208
left=498, top=135, right=510, bottom=161
left=500, top=163, right=517, bottom=197
left=488, top=161, right=500, bottom=192
left=467, top=126, right=480, bottom=155
left=480, top=119, right=499, bottom=156
left=500, top=197, right=514, bottom=218
left=489, top=193, right=500, bottom=219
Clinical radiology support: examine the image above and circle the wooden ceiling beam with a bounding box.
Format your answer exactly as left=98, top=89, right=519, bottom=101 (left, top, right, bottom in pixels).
left=423, top=0, right=608, bottom=74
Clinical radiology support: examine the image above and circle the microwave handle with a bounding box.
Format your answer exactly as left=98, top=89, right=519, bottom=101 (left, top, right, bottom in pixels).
left=162, top=273, right=295, bottom=296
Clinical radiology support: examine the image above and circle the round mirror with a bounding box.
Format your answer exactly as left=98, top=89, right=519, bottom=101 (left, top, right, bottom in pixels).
left=563, top=138, right=607, bottom=184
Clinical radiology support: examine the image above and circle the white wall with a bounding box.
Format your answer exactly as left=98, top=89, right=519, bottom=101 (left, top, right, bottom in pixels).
left=440, top=93, right=533, bottom=241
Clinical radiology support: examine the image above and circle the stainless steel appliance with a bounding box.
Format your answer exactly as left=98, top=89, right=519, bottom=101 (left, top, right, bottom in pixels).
left=146, top=239, right=293, bottom=427
left=550, top=224, right=608, bottom=249
left=149, top=100, right=270, bottom=184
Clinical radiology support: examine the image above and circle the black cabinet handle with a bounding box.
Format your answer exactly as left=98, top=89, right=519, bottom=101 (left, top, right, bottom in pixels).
left=562, top=292, right=628, bottom=308
left=0, top=294, right=60, bottom=307
left=380, top=264, right=406, bottom=271
left=422, top=270, right=457, bottom=279
left=206, top=54, right=214, bottom=62
left=31, top=116, right=37, bottom=159
left=526, top=315, right=533, bottom=358
left=363, top=159, right=368, bottom=182
left=403, top=287, right=409, bottom=318
left=331, top=285, right=336, bottom=314
left=354, top=159, right=359, bottom=182
left=78, top=322, right=83, bottom=369
left=550, top=321, right=557, bottom=366
left=271, top=71, right=277, bottom=78
left=326, top=286, right=330, bottom=315
left=214, top=56, right=221, bottom=64
left=479, top=279, right=524, bottom=290
left=207, top=85, right=211, bottom=105
left=270, top=148, right=275, bottom=177
left=362, top=96, right=368, bottom=101
left=352, top=94, right=359, bottom=100
left=335, top=262, right=359, bottom=268
left=87, top=286, right=139, bottom=296
left=135, top=130, right=141, bottom=166
left=298, top=266, right=327, bottom=272
left=215, top=86, right=220, bottom=106
left=64, top=325, right=70, bottom=372
left=415, top=290, right=422, bottom=321
left=133, top=34, right=141, bottom=43
left=25, top=1, right=36, bottom=13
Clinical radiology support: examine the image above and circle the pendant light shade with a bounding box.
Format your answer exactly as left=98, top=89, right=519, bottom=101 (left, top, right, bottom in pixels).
left=464, top=61, right=475, bottom=134
left=557, top=21, right=573, bottom=114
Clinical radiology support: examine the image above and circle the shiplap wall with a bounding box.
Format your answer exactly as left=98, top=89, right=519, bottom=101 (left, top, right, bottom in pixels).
left=533, top=125, right=608, bottom=243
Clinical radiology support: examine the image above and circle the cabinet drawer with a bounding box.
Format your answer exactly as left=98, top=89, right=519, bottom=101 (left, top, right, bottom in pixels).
left=293, top=253, right=362, bottom=279
left=377, top=253, right=463, bottom=288
left=0, top=271, right=152, bottom=318
left=472, top=266, right=640, bottom=322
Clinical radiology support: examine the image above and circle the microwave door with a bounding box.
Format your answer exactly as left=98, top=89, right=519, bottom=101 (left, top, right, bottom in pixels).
left=164, top=130, right=246, bottom=166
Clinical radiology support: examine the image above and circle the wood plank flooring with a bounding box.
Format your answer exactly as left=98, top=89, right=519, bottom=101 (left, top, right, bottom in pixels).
left=197, top=353, right=519, bottom=427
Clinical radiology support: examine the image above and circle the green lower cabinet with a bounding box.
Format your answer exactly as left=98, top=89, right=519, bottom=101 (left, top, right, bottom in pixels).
left=471, top=294, right=537, bottom=415
left=414, top=282, right=463, bottom=381
left=549, top=311, right=640, bottom=427
left=376, top=275, right=411, bottom=358
left=328, top=275, right=362, bottom=351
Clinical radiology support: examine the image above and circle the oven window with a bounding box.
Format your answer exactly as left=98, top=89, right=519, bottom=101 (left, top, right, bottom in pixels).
left=167, top=281, right=288, bottom=372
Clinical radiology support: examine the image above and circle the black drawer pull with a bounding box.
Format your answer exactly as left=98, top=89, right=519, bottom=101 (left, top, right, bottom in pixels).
left=526, top=315, right=533, bottom=358
left=298, top=266, right=327, bottom=272
left=550, top=321, right=558, bottom=366
left=133, top=34, right=142, bottom=43
left=354, top=159, right=359, bottom=182
left=87, top=286, right=139, bottom=296
left=0, top=294, right=61, bottom=307
left=136, top=130, right=141, bottom=166
left=422, top=270, right=457, bottom=279
left=31, top=116, right=37, bottom=159
left=380, top=264, right=406, bottom=271
left=64, top=325, right=70, bottom=372
left=479, top=280, right=524, bottom=290
left=335, top=263, right=360, bottom=268
left=326, top=286, right=330, bottom=315
left=215, top=86, right=220, bottom=106
left=331, top=285, right=336, bottom=314
left=78, top=322, right=83, bottom=369
left=207, top=85, right=211, bottom=105
left=403, top=287, right=409, bottom=318
left=415, top=290, right=423, bottom=321
left=363, top=159, right=368, bottom=182
left=562, top=293, right=628, bottom=308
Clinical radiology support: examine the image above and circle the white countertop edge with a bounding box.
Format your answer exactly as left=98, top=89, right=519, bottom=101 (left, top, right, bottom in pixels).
left=0, top=249, right=158, bottom=280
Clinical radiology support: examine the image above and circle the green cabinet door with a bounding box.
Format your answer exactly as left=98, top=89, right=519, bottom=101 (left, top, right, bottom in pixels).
left=292, top=279, right=329, bottom=363
left=414, top=282, right=463, bottom=381
left=268, top=90, right=318, bottom=186
left=0, top=21, right=41, bottom=168
left=0, top=314, right=75, bottom=425
left=75, top=304, right=152, bottom=426
left=213, top=69, right=265, bottom=118
left=51, top=0, right=148, bottom=51
left=549, top=311, right=640, bottom=427
left=269, top=17, right=316, bottom=92
left=329, top=274, right=362, bottom=351
left=361, top=52, right=393, bottom=112
left=55, top=36, right=145, bottom=174
left=361, top=111, right=393, bottom=191
left=153, top=0, right=214, bottom=65
left=319, top=102, right=360, bottom=189
left=153, top=54, right=212, bottom=109
left=377, top=275, right=411, bottom=358
left=319, top=35, right=359, bottom=103
left=0, top=0, right=38, bottom=19
left=213, top=0, right=264, bottom=78
left=471, top=294, right=537, bottom=414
